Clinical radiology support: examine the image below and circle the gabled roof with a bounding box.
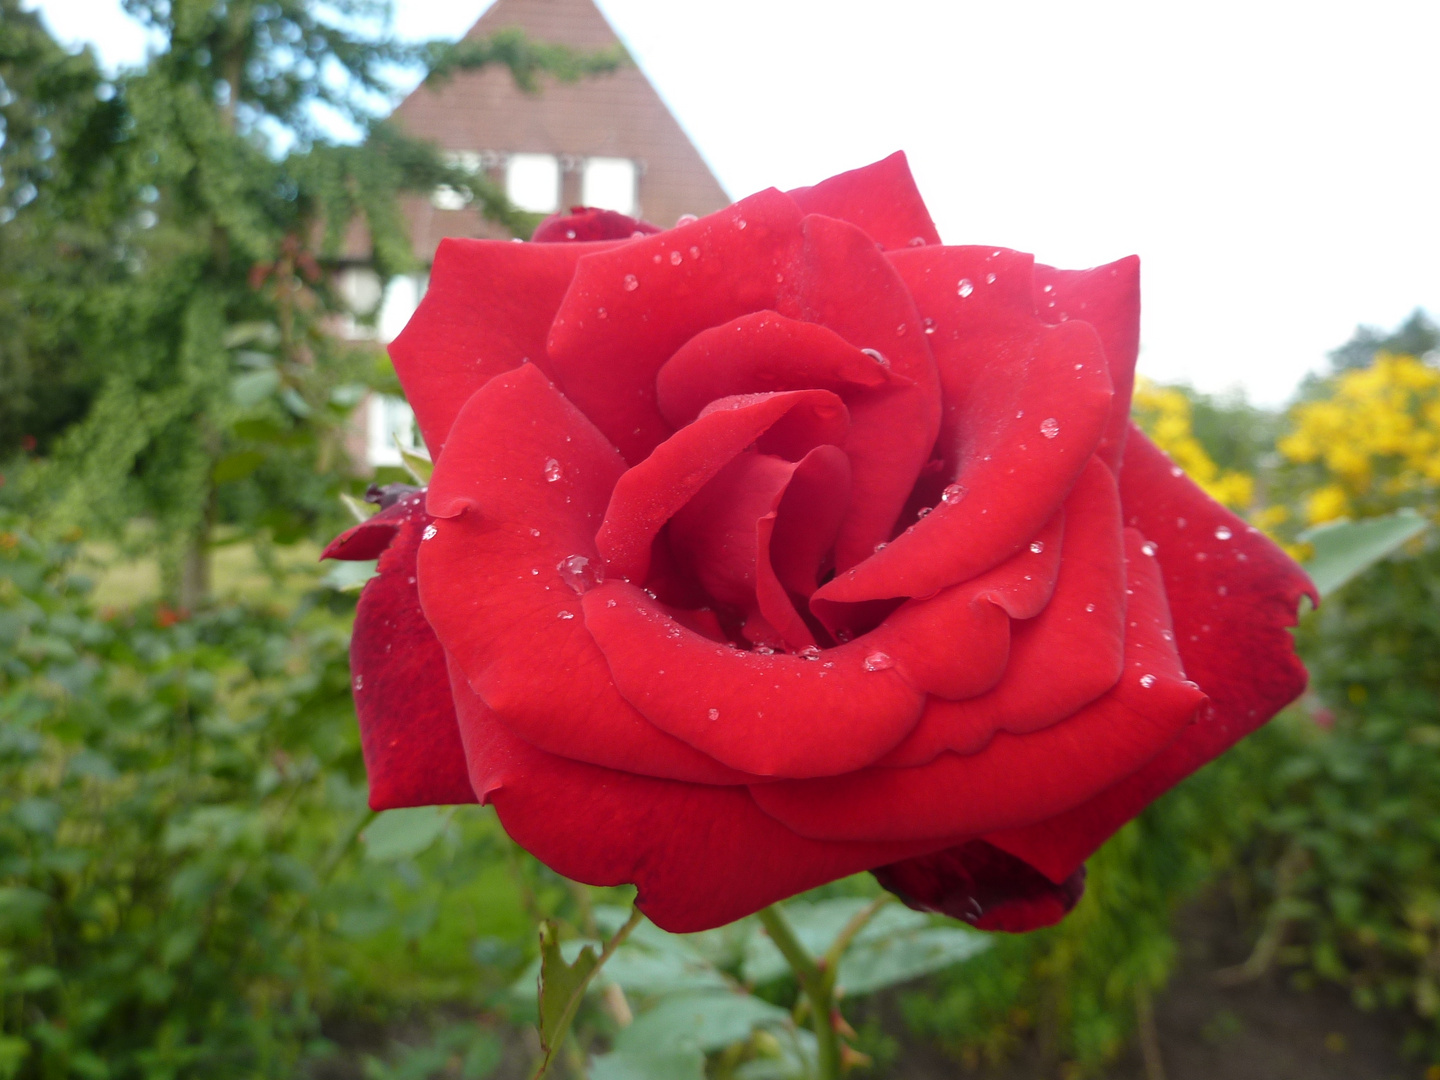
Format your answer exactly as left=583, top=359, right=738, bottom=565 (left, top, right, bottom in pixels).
left=391, top=0, right=730, bottom=259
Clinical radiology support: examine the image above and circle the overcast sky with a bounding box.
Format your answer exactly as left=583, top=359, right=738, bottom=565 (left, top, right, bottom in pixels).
left=27, top=0, right=1440, bottom=406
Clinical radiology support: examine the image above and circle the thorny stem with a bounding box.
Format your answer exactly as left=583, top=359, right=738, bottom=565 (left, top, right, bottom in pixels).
left=757, top=896, right=893, bottom=1079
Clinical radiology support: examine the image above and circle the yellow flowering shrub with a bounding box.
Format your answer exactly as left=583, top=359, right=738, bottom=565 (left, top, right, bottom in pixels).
left=1131, top=379, right=1255, bottom=510
left=1278, top=353, right=1440, bottom=524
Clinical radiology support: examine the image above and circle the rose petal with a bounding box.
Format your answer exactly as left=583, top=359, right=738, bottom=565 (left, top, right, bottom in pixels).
left=985, top=428, right=1314, bottom=882
left=547, top=189, right=807, bottom=463
left=878, top=458, right=1126, bottom=765
left=751, top=530, right=1204, bottom=842
left=778, top=214, right=942, bottom=570
left=655, top=311, right=894, bottom=428
left=815, top=247, right=1111, bottom=604
left=873, top=840, right=1085, bottom=932
left=597, top=390, right=849, bottom=585
left=786, top=151, right=942, bottom=251
left=582, top=581, right=926, bottom=778
left=532, top=207, right=661, bottom=242
left=420, top=364, right=750, bottom=785
left=390, top=237, right=619, bottom=458
left=451, top=667, right=947, bottom=933
left=1035, top=256, right=1140, bottom=472
left=332, top=491, right=477, bottom=809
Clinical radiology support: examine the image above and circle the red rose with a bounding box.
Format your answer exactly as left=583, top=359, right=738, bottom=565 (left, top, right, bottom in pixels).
left=324, top=154, right=1313, bottom=934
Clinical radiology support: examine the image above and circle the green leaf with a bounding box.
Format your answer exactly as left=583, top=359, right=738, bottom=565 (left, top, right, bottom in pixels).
left=222, top=321, right=281, bottom=349
left=212, top=450, right=266, bottom=483
left=231, top=368, right=281, bottom=407
left=613, top=991, right=791, bottom=1056
left=339, top=491, right=378, bottom=523
left=1299, top=509, right=1430, bottom=597
left=589, top=1047, right=705, bottom=1080
left=360, top=806, right=450, bottom=862
left=742, top=898, right=988, bottom=994
left=535, top=920, right=600, bottom=1074
left=397, top=437, right=433, bottom=484
left=323, top=559, right=378, bottom=592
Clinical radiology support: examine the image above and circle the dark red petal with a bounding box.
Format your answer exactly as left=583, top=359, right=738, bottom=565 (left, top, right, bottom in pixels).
left=597, top=390, right=849, bottom=585
left=655, top=311, right=893, bottom=427
left=778, top=214, right=942, bottom=570
left=390, top=238, right=619, bottom=458
left=322, top=498, right=411, bottom=562
left=816, top=247, right=1111, bottom=604
left=986, top=429, right=1313, bottom=882
left=873, top=840, right=1085, bottom=932
left=878, top=458, right=1127, bottom=765
left=548, top=189, right=806, bottom=463
left=750, top=530, right=1204, bottom=842
left=451, top=667, right=947, bottom=933
left=532, top=207, right=662, bottom=242
left=342, top=490, right=476, bottom=809
left=786, top=151, right=942, bottom=251
left=581, top=581, right=925, bottom=778
left=1034, top=257, right=1140, bottom=472
left=864, top=582, right=1011, bottom=701
left=770, top=444, right=852, bottom=598
left=420, top=364, right=749, bottom=785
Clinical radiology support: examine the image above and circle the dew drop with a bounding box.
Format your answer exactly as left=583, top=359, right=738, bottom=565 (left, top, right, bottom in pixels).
left=941, top=483, right=967, bottom=504
left=557, top=610, right=575, bottom=620
left=1141, top=541, right=1157, bottom=556
left=544, top=458, right=563, bottom=482
left=529, top=527, right=541, bottom=537
left=908, top=236, right=927, bottom=246
left=669, top=250, right=683, bottom=265
left=985, top=272, right=997, bottom=284
left=597, top=306, right=608, bottom=319
left=708, top=707, right=720, bottom=720
left=957, top=278, right=974, bottom=298
left=1030, top=540, right=1045, bottom=554
left=557, top=554, right=603, bottom=594
left=1015, top=410, right=1024, bottom=419
left=606, top=598, right=617, bottom=608
left=736, top=218, right=748, bottom=230
left=677, top=213, right=699, bottom=225
left=1170, top=466, right=1184, bottom=478
left=1214, top=525, right=1233, bottom=541
left=861, top=347, right=890, bottom=368
left=873, top=541, right=888, bottom=553
left=1139, top=673, right=1156, bottom=688
left=798, top=645, right=822, bottom=661
left=1040, top=417, right=1060, bottom=439
left=863, top=651, right=895, bottom=672
left=353, top=674, right=364, bottom=691
left=923, top=317, right=936, bottom=335
left=896, top=323, right=907, bottom=336
left=622, top=273, right=639, bottom=291
left=422, top=524, right=437, bottom=541
left=1085, top=602, right=1096, bottom=613
left=754, top=644, right=775, bottom=656
left=565, top=229, right=576, bottom=239
left=917, top=506, right=932, bottom=519
left=689, top=245, right=700, bottom=258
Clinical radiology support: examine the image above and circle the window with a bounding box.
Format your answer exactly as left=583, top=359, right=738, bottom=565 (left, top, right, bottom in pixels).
left=506, top=153, right=560, bottom=213
left=582, top=157, right=637, bottom=215
left=366, top=394, right=421, bottom=467
left=378, top=273, right=426, bottom=343
left=431, top=151, right=482, bottom=210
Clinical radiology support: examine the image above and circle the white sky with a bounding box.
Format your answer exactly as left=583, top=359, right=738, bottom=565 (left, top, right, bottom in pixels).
left=26, top=0, right=1440, bottom=406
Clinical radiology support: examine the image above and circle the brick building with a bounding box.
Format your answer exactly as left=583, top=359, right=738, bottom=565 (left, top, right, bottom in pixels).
left=352, top=0, right=730, bottom=465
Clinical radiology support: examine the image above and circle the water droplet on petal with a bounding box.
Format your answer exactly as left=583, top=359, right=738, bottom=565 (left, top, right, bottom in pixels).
left=1085, top=603, right=1096, bottom=613
left=861, top=347, right=890, bottom=368
left=985, top=272, right=997, bottom=284
left=957, top=278, right=974, bottom=298
left=529, top=527, right=541, bottom=537
left=873, top=541, right=888, bottom=553
left=736, top=218, right=747, bottom=230
left=1139, top=673, right=1156, bottom=688
left=942, top=483, right=967, bottom=504
left=754, top=644, right=775, bottom=656
left=669, top=250, right=683, bottom=265
left=1030, top=540, right=1045, bottom=554
left=557, top=554, right=603, bottom=594
left=923, top=317, right=936, bottom=335
left=1040, top=417, right=1060, bottom=439
left=353, top=674, right=364, bottom=691
left=544, top=458, right=563, bottom=482
left=597, top=307, right=607, bottom=319
left=798, top=645, right=822, bottom=660
left=677, top=213, right=699, bottom=225
left=863, top=651, right=895, bottom=672
left=1015, top=409, right=1024, bottom=419
left=1141, top=541, right=1157, bottom=556
left=623, top=273, right=639, bottom=291
left=422, top=524, right=438, bottom=541
left=689, top=245, right=700, bottom=258
left=605, top=598, right=617, bottom=608
left=707, top=707, right=720, bottom=720
left=909, top=236, right=926, bottom=246
left=917, top=506, right=932, bottom=519
left=1214, top=525, right=1233, bottom=540
left=557, top=610, right=575, bottom=620
left=1170, top=465, right=1184, bottom=477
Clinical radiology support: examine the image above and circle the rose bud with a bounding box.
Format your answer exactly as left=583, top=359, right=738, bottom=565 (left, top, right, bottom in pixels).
left=324, top=153, right=1313, bottom=933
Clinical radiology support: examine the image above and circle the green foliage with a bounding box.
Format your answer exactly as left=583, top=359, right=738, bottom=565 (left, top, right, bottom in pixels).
left=1300, top=509, right=1430, bottom=597
left=424, top=27, right=629, bottom=94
